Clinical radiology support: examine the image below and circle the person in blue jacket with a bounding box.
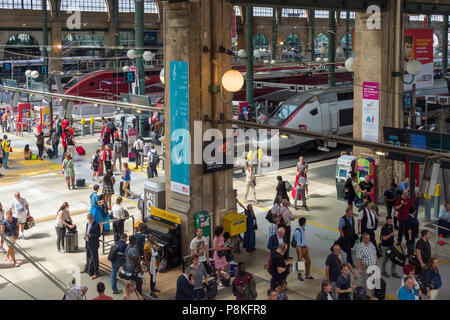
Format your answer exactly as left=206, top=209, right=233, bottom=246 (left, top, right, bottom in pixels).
left=398, top=276, right=419, bottom=300
left=90, top=185, right=104, bottom=234
left=422, top=257, right=442, bottom=300
left=175, top=267, right=195, bottom=300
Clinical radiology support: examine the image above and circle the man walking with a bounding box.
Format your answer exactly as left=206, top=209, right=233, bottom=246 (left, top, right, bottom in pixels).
left=296, top=156, right=309, bottom=198
left=147, top=145, right=159, bottom=178
left=81, top=213, right=101, bottom=279
left=395, top=189, right=413, bottom=246
left=356, top=232, right=380, bottom=296
left=269, top=243, right=290, bottom=290
left=326, top=243, right=358, bottom=298
left=133, top=135, right=144, bottom=169
left=293, top=217, right=313, bottom=281
left=10, top=192, right=30, bottom=239
left=2, top=135, right=10, bottom=169
left=279, top=199, right=294, bottom=259
left=380, top=216, right=400, bottom=278
left=338, top=208, right=357, bottom=266
left=112, top=136, right=122, bottom=172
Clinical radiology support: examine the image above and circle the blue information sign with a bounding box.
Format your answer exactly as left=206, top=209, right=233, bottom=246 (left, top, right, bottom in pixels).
left=125, top=71, right=135, bottom=83
left=170, top=61, right=190, bottom=196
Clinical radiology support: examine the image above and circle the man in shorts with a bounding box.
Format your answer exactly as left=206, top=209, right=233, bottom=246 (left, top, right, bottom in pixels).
left=1, top=209, right=20, bottom=267
left=10, top=192, right=30, bottom=240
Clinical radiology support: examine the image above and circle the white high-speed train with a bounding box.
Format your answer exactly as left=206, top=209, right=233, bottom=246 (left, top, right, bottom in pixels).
left=253, top=85, right=354, bottom=154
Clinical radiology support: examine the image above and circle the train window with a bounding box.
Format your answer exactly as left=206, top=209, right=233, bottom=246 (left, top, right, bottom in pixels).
left=337, top=91, right=354, bottom=101
left=318, top=92, right=337, bottom=104
left=89, top=81, right=95, bottom=86
left=310, top=108, right=318, bottom=116
left=339, top=108, right=353, bottom=126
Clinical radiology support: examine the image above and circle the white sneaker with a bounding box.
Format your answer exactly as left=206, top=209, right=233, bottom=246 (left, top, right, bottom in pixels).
left=0, top=247, right=6, bottom=253
left=19, top=234, right=25, bottom=240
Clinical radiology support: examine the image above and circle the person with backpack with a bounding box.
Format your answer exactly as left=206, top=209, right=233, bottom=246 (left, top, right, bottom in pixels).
left=357, top=201, right=378, bottom=248
left=279, top=199, right=294, bottom=259
left=405, top=206, right=419, bottom=256
left=133, top=135, right=144, bottom=169
left=275, top=176, right=290, bottom=204
left=91, top=149, right=101, bottom=182
left=293, top=217, right=313, bottom=281
left=109, top=233, right=128, bottom=294
left=233, top=262, right=256, bottom=300
left=147, top=145, right=159, bottom=178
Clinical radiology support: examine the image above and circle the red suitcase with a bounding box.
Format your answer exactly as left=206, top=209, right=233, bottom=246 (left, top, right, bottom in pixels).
left=76, top=146, right=86, bottom=155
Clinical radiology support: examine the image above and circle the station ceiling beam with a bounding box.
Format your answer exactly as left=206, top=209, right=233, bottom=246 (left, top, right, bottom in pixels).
left=225, top=0, right=389, bottom=11
left=404, top=1, right=450, bottom=14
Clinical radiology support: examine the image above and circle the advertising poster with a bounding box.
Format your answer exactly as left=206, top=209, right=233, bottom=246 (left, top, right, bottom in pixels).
left=362, top=82, right=379, bottom=142
left=404, top=29, right=434, bottom=91
left=170, top=61, right=190, bottom=196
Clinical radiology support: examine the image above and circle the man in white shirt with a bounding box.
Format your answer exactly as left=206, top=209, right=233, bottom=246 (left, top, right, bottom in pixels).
left=147, top=145, right=159, bottom=178
left=112, top=197, right=126, bottom=242
left=190, top=228, right=211, bottom=274
left=133, top=135, right=144, bottom=169
left=10, top=192, right=30, bottom=239
left=438, top=203, right=450, bottom=237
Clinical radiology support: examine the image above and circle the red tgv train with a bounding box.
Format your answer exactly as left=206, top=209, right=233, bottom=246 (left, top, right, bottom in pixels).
left=62, top=63, right=351, bottom=101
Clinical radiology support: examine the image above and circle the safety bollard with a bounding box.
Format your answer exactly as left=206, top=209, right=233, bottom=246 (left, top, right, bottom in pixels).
left=424, top=194, right=432, bottom=222
left=434, top=184, right=441, bottom=219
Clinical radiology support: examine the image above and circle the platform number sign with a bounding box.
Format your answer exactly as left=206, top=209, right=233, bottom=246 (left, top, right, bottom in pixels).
left=403, top=92, right=412, bottom=111
left=125, top=71, right=135, bottom=83
left=41, top=66, right=47, bottom=75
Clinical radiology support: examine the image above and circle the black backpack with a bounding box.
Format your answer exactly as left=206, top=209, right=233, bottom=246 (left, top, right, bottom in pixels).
left=291, top=228, right=302, bottom=248
left=151, top=151, right=160, bottom=166
left=107, top=243, right=120, bottom=262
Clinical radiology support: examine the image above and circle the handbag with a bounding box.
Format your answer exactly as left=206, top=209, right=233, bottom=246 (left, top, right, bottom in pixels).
left=217, top=249, right=226, bottom=257
left=297, top=260, right=306, bottom=273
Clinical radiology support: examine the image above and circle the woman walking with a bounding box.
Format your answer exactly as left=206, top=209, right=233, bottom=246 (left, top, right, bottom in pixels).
left=62, top=153, right=76, bottom=190
left=212, top=226, right=231, bottom=288
left=122, top=162, right=133, bottom=199
left=144, top=233, right=161, bottom=298
left=102, top=170, right=115, bottom=210
left=91, top=149, right=100, bottom=182
left=422, top=257, right=442, bottom=300
left=1, top=209, right=20, bottom=267
left=243, top=204, right=256, bottom=253
left=244, top=163, right=257, bottom=203
left=55, top=202, right=76, bottom=254
left=36, top=131, right=45, bottom=160
left=344, top=171, right=358, bottom=210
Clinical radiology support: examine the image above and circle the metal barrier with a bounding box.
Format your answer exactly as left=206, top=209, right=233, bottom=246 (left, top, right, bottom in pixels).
left=432, top=223, right=450, bottom=255
left=100, top=215, right=135, bottom=255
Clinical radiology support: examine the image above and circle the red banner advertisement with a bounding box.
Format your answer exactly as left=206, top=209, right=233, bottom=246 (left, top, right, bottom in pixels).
left=404, top=29, right=434, bottom=90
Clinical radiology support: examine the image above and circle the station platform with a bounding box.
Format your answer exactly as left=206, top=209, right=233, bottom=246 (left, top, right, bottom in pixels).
left=0, top=131, right=449, bottom=300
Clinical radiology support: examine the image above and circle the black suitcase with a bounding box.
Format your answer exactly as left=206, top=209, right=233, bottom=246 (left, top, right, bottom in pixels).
left=46, top=148, right=55, bottom=159
left=120, top=180, right=130, bottom=197
left=76, top=178, right=85, bottom=187
left=65, top=231, right=78, bottom=253
left=387, top=245, right=406, bottom=266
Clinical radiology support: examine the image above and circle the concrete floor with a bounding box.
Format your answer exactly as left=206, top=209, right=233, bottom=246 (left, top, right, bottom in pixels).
left=0, top=130, right=449, bottom=300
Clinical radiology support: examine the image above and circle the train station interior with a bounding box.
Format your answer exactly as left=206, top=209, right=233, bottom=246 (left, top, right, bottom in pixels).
left=0, top=0, right=450, bottom=303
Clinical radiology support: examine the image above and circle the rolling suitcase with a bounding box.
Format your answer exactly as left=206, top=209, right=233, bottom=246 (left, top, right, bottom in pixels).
left=76, top=178, right=85, bottom=187
left=65, top=231, right=78, bottom=253
left=120, top=181, right=130, bottom=197
left=75, top=145, right=86, bottom=155
left=102, top=212, right=111, bottom=232
left=46, top=148, right=55, bottom=159
left=387, top=245, right=406, bottom=266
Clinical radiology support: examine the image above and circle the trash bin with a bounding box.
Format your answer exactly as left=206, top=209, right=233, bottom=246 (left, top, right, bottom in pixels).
left=222, top=212, right=247, bottom=237
left=195, top=211, right=211, bottom=244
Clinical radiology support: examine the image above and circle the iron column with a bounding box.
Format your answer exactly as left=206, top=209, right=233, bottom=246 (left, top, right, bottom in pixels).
left=42, top=0, right=53, bottom=125
left=272, top=8, right=277, bottom=61
left=310, top=10, right=315, bottom=62
left=345, top=11, right=350, bottom=59
left=246, top=6, right=255, bottom=119
left=135, top=0, right=146, bottom=136
left=443, top=15, right=448, bottom=76
left=328, top=10, right=336, bottom=87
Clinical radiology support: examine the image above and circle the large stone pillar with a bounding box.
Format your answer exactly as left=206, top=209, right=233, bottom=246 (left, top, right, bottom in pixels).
left=162, top=0, right=235, bottom=254
left=353, top=0, right=402, bottom=202
left=50, top=21, right=63, bottom=72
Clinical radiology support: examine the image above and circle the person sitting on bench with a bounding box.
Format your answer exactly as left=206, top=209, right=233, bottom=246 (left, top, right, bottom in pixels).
left=438, top=203, right=450, bottom=238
